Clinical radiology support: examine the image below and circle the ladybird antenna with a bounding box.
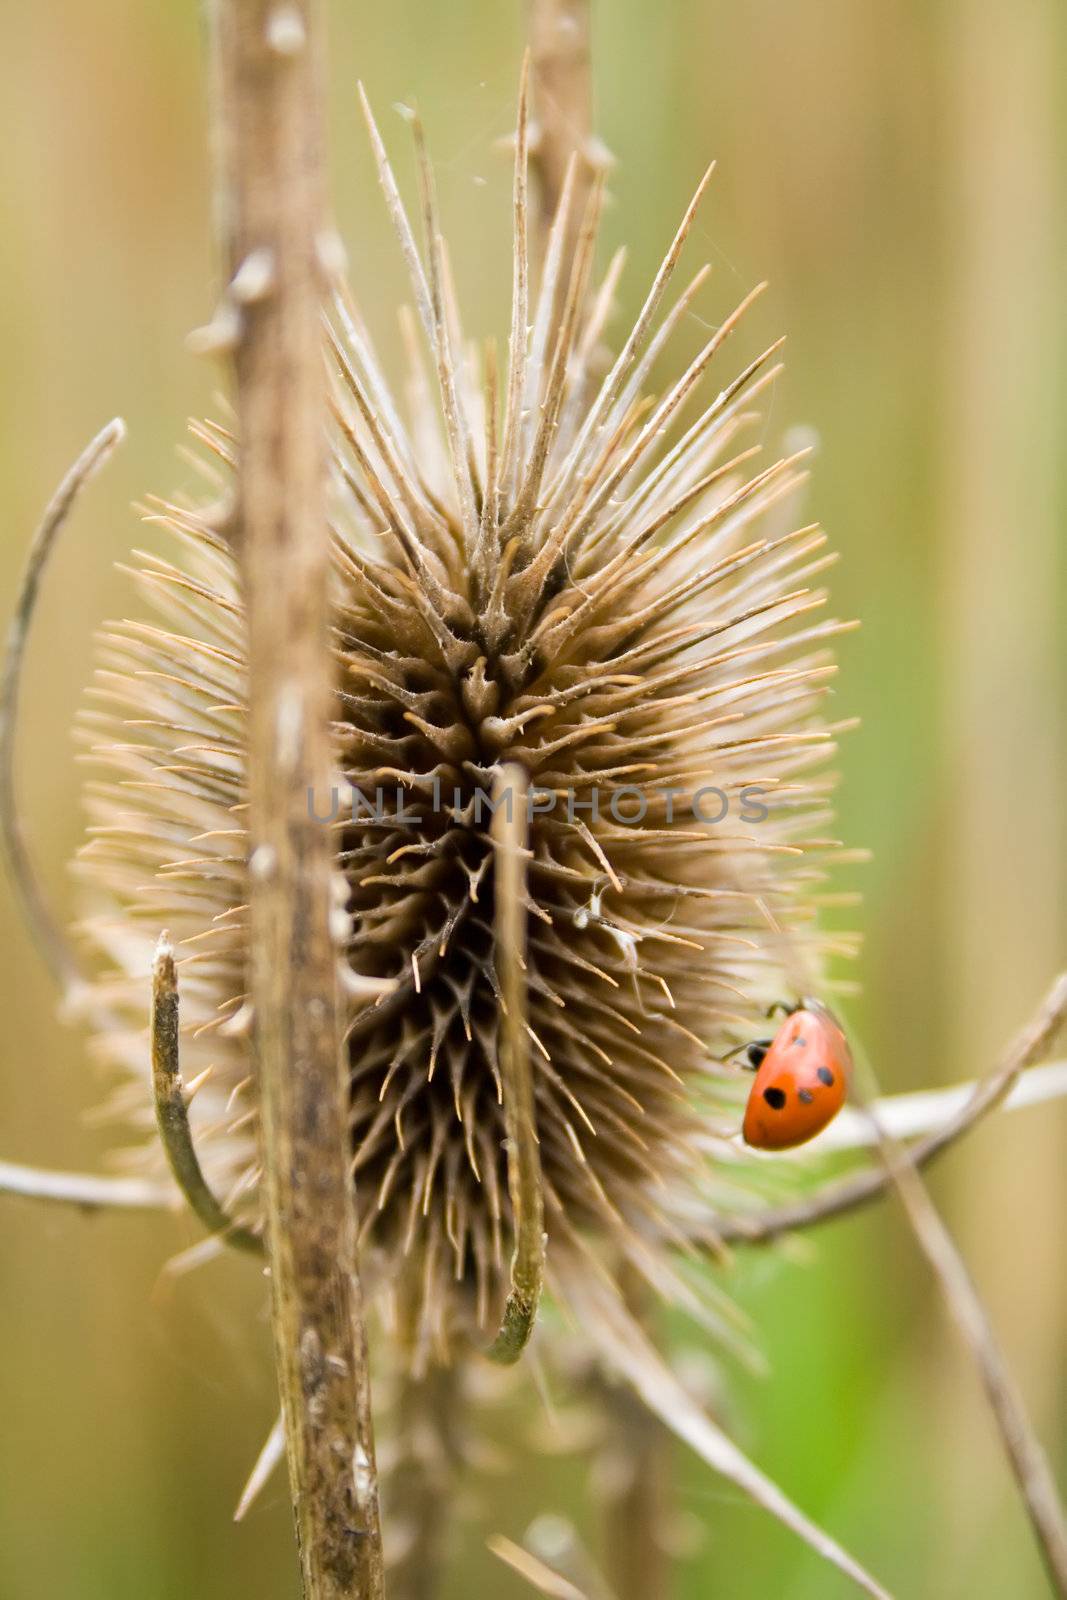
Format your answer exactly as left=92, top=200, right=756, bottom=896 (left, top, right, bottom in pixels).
left=0, top=418, right=126, bottom=1005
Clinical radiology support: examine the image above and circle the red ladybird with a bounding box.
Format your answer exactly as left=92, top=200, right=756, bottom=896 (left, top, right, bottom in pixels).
left=740, top=998, right=852, bottom=1151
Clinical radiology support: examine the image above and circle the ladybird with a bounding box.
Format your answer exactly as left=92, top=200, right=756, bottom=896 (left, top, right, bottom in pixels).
left=740, top=998, right=852, bottom=1151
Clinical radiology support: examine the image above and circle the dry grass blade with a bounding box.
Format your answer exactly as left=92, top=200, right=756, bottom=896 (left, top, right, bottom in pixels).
left=720, top=971, right=1067, bottom=1245
left=0, top=417, right=125, bottom=999
left=486, top=763, right=546, bottom=1364
left=151, top=931, right=262, bottom=1253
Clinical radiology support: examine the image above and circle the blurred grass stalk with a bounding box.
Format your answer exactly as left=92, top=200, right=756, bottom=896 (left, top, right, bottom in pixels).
left=936, top=1, right=1066, bottom=1588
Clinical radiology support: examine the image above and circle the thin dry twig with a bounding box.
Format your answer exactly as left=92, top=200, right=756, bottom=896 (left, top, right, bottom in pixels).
left=719, top=970, right=1067, bottom=1246
left=151, top=932, right=262, bottom=1253
left=0, top=418, right=126, bottom=1000
left=486, top=763, right=546, bottom=1364
left=209, top=1, right=384, bottom=1594
left=858, top=981, right=1067, bottom=1596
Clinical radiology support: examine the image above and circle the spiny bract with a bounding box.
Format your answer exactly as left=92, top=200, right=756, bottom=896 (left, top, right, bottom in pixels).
left=76, top=89, right=851, bottom=1371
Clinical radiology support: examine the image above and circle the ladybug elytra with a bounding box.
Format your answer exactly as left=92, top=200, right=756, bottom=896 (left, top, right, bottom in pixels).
left=740, top=998, right=852, bottom=1151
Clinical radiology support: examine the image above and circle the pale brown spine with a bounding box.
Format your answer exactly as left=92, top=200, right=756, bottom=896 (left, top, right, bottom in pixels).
left=209, top=3, right=384, bottom=1596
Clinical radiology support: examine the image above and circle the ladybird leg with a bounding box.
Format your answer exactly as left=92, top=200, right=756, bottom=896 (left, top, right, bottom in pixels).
left=723, top=1038, right=772, bottom=1069
left=766, top=1000, right=794, bottom=1021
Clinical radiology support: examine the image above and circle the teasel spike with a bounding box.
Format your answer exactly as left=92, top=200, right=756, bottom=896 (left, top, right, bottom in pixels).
left=331, top=284, right=426, bottom=492
left=475, top=339, right=501, bottom=588
left=552, top=160, right=717, bottom=503
left=585, top=350, right=786, bottom=558
left=324, top=317, right=452, bottom=554
left=409, top=109, right=482, bottom=548
left=503, top=173, right=606, bottom=552
left=495, top=51, right=532, bottom=537
left=517, top=289, right=773, bottom=612
left=551, top=244, right=628, bottom=452
left=540, top=259, right=714, bottom=527
left=519, top=152, right=580, bottom=472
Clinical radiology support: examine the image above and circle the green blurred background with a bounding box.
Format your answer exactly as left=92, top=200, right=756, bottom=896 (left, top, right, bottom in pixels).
left=1, top=2, right=1064, bottom=1595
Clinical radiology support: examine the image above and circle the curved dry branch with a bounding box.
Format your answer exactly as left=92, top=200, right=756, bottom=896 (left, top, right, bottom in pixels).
left=719, top=971, right=1067, bottom=1246
left=151, top=932, right=263, bottom=1254
left=0, top=418, right=125, bottom=999
left=866, top=1076, right=1067, bottom=1594
left=486, top=763, right=546, bottom=1364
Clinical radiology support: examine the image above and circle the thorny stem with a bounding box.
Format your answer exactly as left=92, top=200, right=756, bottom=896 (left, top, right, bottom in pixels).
left=209, top=2, right=384, bottom=1595
left=150, top=932, right=262, bottom=1253
left=719, top=970, right=1067, bottom=1247
left=486, top=763, right=546, bottom=1364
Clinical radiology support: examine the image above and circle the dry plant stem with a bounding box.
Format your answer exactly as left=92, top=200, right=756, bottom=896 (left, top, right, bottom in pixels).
left=389, top=1364, right=464, bottom=1600
left=862, top=1015, right=1067, bottom=1593
left=209, top=2, right=384, bottom=1594
left=720, top=970, right=1067, bottom=1246
left=601, top=1268, right=670, bottom=1600
left=151, top=932, right=262, bottom=1253
left=0, top=418, right=126, bottom=999
left=486, top=763, right=546, bottom=1363
left=526, top=0, right=595, bottom=293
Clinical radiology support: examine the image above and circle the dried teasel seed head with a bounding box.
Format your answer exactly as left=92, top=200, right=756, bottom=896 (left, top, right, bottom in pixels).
left=75, top=94, right=853, bottom=1371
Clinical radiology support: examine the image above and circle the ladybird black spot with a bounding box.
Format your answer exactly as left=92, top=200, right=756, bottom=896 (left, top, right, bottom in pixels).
left=763, top=1086, right=787, bottom=1110
left=817, top=1066, right=834, bottom=1086
left=798, top=1088, right=814, bottom=1104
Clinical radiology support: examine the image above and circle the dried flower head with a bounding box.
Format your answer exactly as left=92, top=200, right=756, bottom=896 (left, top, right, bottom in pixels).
left=76, top=86, right=850, bottom=1375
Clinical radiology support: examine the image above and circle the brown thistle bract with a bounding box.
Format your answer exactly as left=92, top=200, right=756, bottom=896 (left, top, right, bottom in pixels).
left=75, top=94, right=849, bottom=1371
